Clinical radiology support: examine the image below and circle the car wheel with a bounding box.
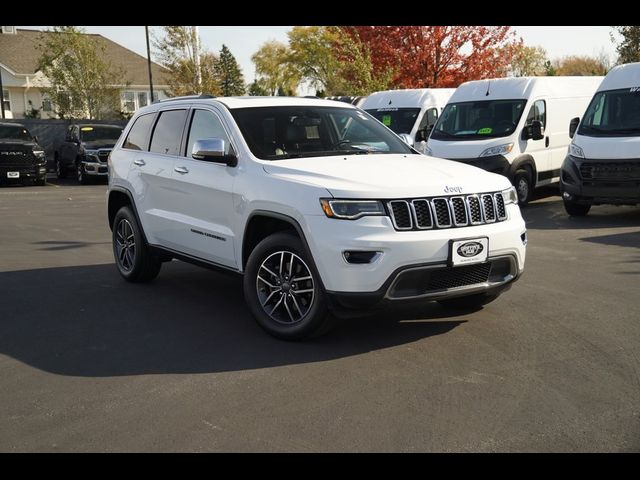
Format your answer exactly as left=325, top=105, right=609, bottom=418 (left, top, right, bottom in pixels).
left=112, top=206, right=161, bottom=283
left=513, top=168, right=533, bottom=206
left=35, top=175, right=46, bottom=186
left=438, top=292, right=500, bottom=311
left=76, top=161, right=88, bottom=185
left=243, top=232, right=332, bottom=340
left=563, top=199, right=591, bottom=216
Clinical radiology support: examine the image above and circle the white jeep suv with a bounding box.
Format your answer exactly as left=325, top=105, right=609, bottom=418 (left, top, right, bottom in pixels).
left=107, top=95, right=527, bottom=340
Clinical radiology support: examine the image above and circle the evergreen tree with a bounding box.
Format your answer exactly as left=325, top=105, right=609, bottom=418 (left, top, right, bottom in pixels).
left=613, top=26, right=640, bottom=64
left=215, top=44, right=246, bottom=96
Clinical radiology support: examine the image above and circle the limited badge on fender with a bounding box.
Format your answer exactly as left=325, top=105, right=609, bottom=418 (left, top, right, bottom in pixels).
left=449, top=237, right=489, bottom=266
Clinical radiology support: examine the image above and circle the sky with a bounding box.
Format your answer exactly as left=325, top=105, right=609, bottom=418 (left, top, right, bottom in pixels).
left=21, top=26, right=620, bottom=92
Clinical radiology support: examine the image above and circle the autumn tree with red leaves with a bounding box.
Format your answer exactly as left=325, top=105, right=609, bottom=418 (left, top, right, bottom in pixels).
left=338, top=26, right=520, bottom=89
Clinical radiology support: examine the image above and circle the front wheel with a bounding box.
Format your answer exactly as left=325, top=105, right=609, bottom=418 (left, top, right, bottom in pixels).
left=513, top=168, right=533, bottom=206
left=243, top=232, right=332, bottom=340
left=563, top=199, right=591, bottom=216
left=76, top=162, right=89, bottom=185
left=55, top=159, right=66, bottom=179
left=112, top=206, right=161, bottom=283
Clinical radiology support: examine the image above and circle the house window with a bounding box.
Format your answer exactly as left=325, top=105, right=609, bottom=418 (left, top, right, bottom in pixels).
left=1, top=88, right=10, bottom=112
left=122, top=91, right=135, bottom=112
left=42, top=94, right=52, bottom=112
left=137, top=92, right=148, bottom=108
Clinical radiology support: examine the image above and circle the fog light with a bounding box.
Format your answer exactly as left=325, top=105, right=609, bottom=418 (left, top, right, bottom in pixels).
left=343, top=251, right=381, bottom=264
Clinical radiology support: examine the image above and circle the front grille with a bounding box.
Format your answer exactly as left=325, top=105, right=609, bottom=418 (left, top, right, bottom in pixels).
left=0, top=152, right=34, bottom=167
left=387, top=192, right=508, bottom=231
left=580, top=161, right=640, bottom=180
left=389, top=200, right=412, bottom=229
left=97, top=149, right=111, bottom=163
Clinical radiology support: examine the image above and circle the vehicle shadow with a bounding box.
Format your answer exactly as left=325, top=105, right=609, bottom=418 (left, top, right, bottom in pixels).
left=33, top=240, right=111, bottom=251
left=46, top=178, right=108, bottom=187
left=0, top=262, right=467, bottom=377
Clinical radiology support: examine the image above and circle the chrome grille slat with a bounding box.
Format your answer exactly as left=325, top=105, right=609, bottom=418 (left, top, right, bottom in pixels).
left=387, top=192, right=509, bottom=231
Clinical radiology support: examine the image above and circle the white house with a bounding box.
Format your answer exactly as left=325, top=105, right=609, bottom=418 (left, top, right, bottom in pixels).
left=0, top=26, right=170, bottom=119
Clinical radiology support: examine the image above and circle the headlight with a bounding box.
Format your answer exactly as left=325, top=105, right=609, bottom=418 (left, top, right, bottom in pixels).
left=568, top=143, right=584, bottom=158
left=320, top=199, right=385, bottom=220
left=502, top=186, right=518, bottom=205
left=479, top=143, right=514, bottom=157
left=33, top=150, right=45, bottom=158
left=425, top=146, right=433, bottom=156
left=84, top=149, right=100, bottom=160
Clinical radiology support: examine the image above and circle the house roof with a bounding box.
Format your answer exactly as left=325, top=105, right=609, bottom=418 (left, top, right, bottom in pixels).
left=0, top=28, right=168, bottom=86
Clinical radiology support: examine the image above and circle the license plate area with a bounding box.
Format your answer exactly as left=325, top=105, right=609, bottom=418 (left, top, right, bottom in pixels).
left=7, top=171, right=20, bottom=178
left=449, top=237, right=489, bottom=266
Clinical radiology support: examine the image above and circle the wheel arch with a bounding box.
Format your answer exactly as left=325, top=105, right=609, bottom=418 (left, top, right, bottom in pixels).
left=107, top=187, right=149, bottom=244
left=509, top=154, right=537, bottom=184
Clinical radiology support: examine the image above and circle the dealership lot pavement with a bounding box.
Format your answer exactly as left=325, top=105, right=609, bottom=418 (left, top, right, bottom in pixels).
left=0, top=179, right=639, bottom=452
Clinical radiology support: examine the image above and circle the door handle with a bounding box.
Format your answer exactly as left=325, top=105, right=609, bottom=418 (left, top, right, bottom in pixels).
left=545, top=136, right=549, bottom=148
left=133, top=159, right=146, bottom=166
left=174, top=166, right=189, bottom=174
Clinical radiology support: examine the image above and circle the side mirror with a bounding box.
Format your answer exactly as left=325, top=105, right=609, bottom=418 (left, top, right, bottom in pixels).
left=569, top=117, right=580, bottom=139
left=33, top=136, right=39, bottom=144
left=192, top=138, right=237, bottom=166
left=415, top=129, right=427, bottom=143
left=531, top=120, right=544, bottom=141
left=398, top=133, right=414, bottom=147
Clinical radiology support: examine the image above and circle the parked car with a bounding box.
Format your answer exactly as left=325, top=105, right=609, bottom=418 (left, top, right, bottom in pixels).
left=426, top=77, right=603, bottom=205
left=561, top=63, right=640, bottom=216
left=55, top=123, right=124, bottom=184
left=325, top=95, right=367, bottom=107
left=0, top=122, right=47, bottom=186
left=107, top=95, right=527, bottom=340
left=361, top=88, right=455, bottom=152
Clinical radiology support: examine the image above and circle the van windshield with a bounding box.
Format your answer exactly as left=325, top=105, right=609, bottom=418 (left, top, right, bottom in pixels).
left=431, top=99, right=526, bottom=141
left=230, top=106, right=414, bottom=160
left=365, top=108, right=421, bottom=134
left=578, top=88, right=640, bottom=137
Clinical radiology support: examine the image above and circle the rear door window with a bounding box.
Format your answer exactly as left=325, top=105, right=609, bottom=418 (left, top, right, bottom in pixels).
left=123, top=113, right=156, bottom=151
left=149, top=110, right=188, bottom=156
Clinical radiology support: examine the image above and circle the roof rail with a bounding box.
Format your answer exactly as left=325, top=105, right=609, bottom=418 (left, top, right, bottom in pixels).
left=153, top=94, right=216, bottom=104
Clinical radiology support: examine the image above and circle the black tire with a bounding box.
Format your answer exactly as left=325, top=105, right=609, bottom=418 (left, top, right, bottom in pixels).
left=243, top=232, right=332, bottom=340
left=112, top=206, right=161, bottom=283
left=55, top=157, right=66, bottom=179
left=438, top=292, right=500, bottom=311
left=563, top=199, right=591, bottom=216
left=513, top=168, right=533, bottom=206
left=76, top=161, right=89, bottom=185
left=35, top=175, right=46, bottom=186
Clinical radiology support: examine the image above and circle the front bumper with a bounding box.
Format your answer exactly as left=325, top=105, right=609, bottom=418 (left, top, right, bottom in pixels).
left=561, top=155, right=640, bottom=205
left=82, top=160, right=109, bottom=176
left=303, top=204, right=526, bottom=296
left=0, top=163, right=47, bottom=182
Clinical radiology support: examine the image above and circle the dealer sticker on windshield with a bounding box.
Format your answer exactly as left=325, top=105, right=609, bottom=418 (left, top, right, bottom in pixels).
left=449, top=237, right=489, bottom=266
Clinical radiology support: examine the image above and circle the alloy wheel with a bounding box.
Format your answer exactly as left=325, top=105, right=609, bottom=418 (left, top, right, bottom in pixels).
left=115, top=219, right=136, bottom=272
left=256, top=250, right=315, bottom=325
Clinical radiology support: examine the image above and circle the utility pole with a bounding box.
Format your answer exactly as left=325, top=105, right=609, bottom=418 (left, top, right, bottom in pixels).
left=0, top=66, right=5, bottom=119
left=145, top=26, right=155, bottom=103
left=193, top=26, right=202, bottom=94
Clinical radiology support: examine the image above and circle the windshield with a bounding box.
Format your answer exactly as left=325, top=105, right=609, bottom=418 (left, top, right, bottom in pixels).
left=80, top=126, right=123, bottom=143
left=578, top=88, right=640, bottom=137
left=230, top=106, right=414, bottom=160
left=365, top=108, right=421, bottom=134
left=0, top=125, right=33, bottom=141
left=431, top=99, right=526, bottom=141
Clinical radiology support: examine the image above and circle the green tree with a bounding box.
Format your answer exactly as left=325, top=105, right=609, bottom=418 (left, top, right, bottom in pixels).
left=251, top=40, right=300, bottom=96
left=510, top=45, right=549, bottom=76
left=287, top=26, right=344, bottom=95
left=247, top=79, right=270, bottom=96
left=332, top=28, right=395, bottom=95
left=215, top=44, right=245, bottom=96
left=544, top=60, right=557, bottom=76
left=613, top=26, right=640, bottom=63
left=36, top=26, right=125, bottom=119
left=154, top=26, right=220, bottom=96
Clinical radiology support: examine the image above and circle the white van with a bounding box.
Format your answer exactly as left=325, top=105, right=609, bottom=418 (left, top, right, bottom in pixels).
left=427, top=77, right=603, bottom=204
left=561, top=63, right=640, bottom=216
left=362, top=88, right=455, bottom=152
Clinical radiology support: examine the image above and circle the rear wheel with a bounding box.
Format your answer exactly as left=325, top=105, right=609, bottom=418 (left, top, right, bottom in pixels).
left=112, top=206, right=161, bottom=283
left=438, top=292, right=500, bottom=310
left=563, top=199, right=591, bottom=216
left=514, top=168, right=533, bottom=206
left=243, top=232, right=332, bottom=340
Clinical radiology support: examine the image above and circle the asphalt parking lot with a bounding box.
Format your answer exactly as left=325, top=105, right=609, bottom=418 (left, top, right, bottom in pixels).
left=0, top=177, right=639, bottom=452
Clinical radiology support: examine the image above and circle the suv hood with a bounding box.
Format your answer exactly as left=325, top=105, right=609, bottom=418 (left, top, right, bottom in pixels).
left=262, top=153, right=511, bottom=198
